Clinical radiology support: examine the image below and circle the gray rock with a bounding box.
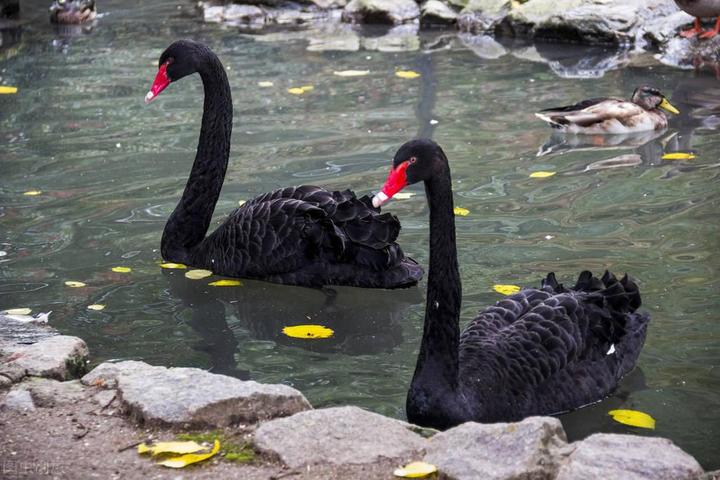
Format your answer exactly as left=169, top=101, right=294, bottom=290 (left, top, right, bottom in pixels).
left=342, top=0, right=420, bottom=25
left=459, top=33, right=507, bottom=59
left=224, top=4, right=266, bottom=25
left=1, top=388, right=35, bottom=412
left=424, top=416, right=567, bottom=480
left=458, top=0, right=512, bottom=33
left=311, top=0, right=348, bottom=8
left=83, top=361, right=310, bottom=427
left=17, top=378, right=86, bottom=407
left=422, top=0, right=459, bottom=25
left=557, top=433, right=704, bottom=480
left=254, top=406, right=426, bottom=468
left=1, top=334, right=88, bottom=381
left=361, top=24, right=420, bottom=52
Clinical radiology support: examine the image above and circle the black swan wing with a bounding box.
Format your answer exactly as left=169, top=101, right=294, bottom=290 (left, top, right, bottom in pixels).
left=459, top=271, right=648, bottom=393
left=196, top=185, right=417, bottom=281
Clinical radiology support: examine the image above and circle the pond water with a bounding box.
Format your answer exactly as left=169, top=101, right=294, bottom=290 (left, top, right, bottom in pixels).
left=2, top=0, right=719, bottom=469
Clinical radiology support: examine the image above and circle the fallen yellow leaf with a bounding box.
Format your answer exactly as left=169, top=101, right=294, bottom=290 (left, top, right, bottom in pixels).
left=394, top=192, right=416, bottom=199
left=3, top=308, right=32, bottom=315
left=208, top=279, right=243, bottom=287
left=111, top=266, right=132, bottom=273
left=138, top=440, right=206, bottom=456
left=258, top=81, right=274, bottom=87
left=394, top=461, right=438, bottom=478
left=185, top=269, right=213, bottom=280
left=87, top=304, right=106, bottom=311
left=65, top=281, right=87, bottom=288
left=395, top=70, right=421, bottom=79
left=160, top=262, right=187, bottom=269
left=608, top=409, right=656, bottom=429
left=23, top=190, right=42, bottom=196
left=662, top=152, right=696, bottom=160
left=333, top=70, right=370, bottom=77
left=0, top=86, right=18, bottom=94
left=158, top=440, right=220, bottom=468
left=282, top=324, right=334, bottom=339
left=300, top=85, right=314, bottom=91
left=493, top=284, right=521, bottom=295
left=288, top=85, right=314, bottom=95
left=529, top=171, right=556, bottom=178
left=454, top=207, right=470, bottom=216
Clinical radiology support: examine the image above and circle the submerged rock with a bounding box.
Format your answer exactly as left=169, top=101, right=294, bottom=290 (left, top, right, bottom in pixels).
left=557, top=433, right=704, bottom=480
left=254, top=406, right=426, bottom=468
left=423, top=416, right=567, bottom=480
left=82, top=360, right=310, bottom=427
left=341, top=0, right=420, bottom=24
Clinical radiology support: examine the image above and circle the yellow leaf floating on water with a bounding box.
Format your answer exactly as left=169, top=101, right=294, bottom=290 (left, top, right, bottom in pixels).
left=65, top=281, right=87, bottom=288
left=3, top=308, right=32, bottom=315
left=185, top=269, right=213, bottom=280
left=333, top=70, right=370, bottom=77
left=0, top=86, right=18, bottom=94
left=662, top=152, right=696, bottom=160
left=453, top=207, right=470, bottom=216
left=257, top=81, right=274, bottom=87
left=493, top=284, right=521, bottom=295
left=608, top=409, right=656, bottom=429
left=87, top=304, right=105, bottom=311
left=395, top=70, right=421, bottom=79
left=111, top=266, right=132, bottom=273
left=288, top=85, right=314, bottom=95
left=160, top=262, right=187, bottom=269
left=394, top=192, right=416, bottom=199
left=23, top=190, right=42, bottom=196
left=529, top=171, right=556, bottom=178
left=208, top=279, right=243, bottom=287
left=157, top=440, right=221, bottom=468
left=394, top=461, right=438, bottom=478
left=282, top=324, right=334, bottom=339
left=138, top=440, right=206, bottom=456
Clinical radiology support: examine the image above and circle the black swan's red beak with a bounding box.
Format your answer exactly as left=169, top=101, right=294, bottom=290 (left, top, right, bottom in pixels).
left=145, top=63, right=170, bottom=104
left=372, top=161, right=409, bottom=208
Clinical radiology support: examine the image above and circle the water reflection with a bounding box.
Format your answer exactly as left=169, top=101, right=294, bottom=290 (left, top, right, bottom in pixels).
left=161, top=269, right=421, bottom=378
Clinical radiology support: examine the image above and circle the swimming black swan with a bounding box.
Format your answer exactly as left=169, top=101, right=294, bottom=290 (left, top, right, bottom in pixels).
left=145, top=40, right=422, bottom=288
left=372, top=139, right=650, bottom=429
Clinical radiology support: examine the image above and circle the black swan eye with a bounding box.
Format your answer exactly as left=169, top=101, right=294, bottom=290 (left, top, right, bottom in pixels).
left=409, top=157, right=417, bottom=164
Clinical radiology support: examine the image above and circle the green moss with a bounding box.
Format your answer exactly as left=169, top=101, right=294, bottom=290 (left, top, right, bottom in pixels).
left=176, top=431, right=255, bottom=464
left=64, top=356, right=89, bottom=379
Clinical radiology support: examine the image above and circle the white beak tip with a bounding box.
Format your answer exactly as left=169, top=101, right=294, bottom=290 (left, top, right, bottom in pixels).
left=144, top=91, right=155, bottom=104
left=372, top=191, right=388, bottom=208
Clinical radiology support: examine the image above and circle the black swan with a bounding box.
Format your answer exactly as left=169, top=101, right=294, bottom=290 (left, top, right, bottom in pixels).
left=144, top=40, right=422, bottom=289
left=372, top=139, right=650, bottom=429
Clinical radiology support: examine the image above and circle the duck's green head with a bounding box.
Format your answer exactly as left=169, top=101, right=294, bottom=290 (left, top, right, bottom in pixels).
left=632, top=86, right=680, bottom=115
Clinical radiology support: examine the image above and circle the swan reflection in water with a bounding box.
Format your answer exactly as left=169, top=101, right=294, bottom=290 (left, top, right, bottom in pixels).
left=161, top=268, right=422, bottom=380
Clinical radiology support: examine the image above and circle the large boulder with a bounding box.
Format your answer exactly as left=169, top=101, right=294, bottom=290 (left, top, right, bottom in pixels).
left=254, top=406, right=427, bottom=468
left=82, top=361, right=311, bottom=428
left=557, top=433, right=704, bottom=480
left=341, top=0, right=420, bottom=24
left=422, top=0, right=459, bottom=26
left=423, top=416, right=567, bottom=480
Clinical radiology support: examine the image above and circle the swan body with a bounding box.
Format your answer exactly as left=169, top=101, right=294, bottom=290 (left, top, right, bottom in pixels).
left=535, top=86, right=679, bottom=134
left=146, top=40, right=422, bottom=289
left=373, top=139, right=650, bottom=429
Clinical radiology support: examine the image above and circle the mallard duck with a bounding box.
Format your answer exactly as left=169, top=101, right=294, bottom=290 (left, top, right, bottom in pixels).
left=535, top=86, right=680, bottom=134
left=675, top=0, right=720, bottom=39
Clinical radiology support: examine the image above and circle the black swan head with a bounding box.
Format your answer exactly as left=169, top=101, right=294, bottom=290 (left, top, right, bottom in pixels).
left=145, top=39, right=214, bottom=104
left=372, top=139, right=448, bottom=208
left=631, top=85, right=679, bottom=114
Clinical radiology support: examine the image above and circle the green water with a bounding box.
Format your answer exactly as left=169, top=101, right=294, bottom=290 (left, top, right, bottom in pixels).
left=2, top=0, right=719, bottom=469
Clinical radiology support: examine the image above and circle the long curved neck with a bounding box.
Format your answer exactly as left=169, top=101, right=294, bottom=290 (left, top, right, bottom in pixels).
left=411, top=161, right=461, bottom=395
left=161, top=53, right=232, bottom=262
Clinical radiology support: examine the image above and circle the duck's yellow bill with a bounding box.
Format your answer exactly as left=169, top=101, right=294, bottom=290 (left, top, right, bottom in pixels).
left=659, top=98, right=679, bottom=115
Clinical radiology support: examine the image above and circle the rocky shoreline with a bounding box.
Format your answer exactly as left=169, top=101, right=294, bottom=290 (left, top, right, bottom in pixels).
left=0, top=314, right=711, bottom=479
left=196, top=0, right=720, bottom=72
